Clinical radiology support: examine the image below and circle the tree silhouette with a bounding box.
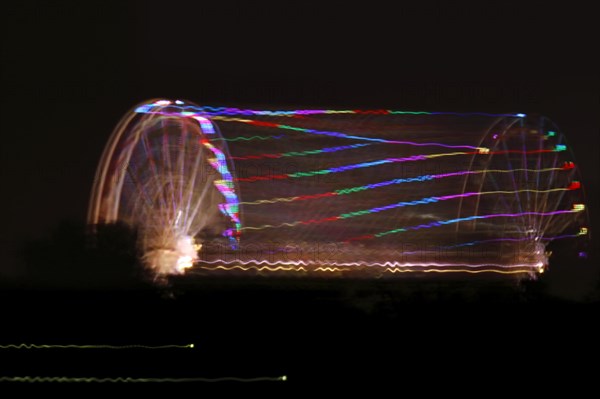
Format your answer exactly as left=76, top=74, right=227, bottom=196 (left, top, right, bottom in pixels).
left=21, top=220, right=149, bottom=289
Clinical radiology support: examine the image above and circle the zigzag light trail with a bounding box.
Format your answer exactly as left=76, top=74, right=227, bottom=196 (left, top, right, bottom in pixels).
left=0, top=343, right=195, bottom=350
left=196, top=264, right=539, bottom=275
left=135, top=108, right=487, bottom=149
left=240, top=188, right=578, bottom=232
left=212, top=134, right=286, bottom=142
left=231, top=143, right=372, bottom=161
left=239, top=166, right=569, bottom=206
left=135, top=102, right=526, bottom=118
left=195, top=259, right=538, bottom=268
left=0, top=376, right=287, bottom=383
left=234, top=149, right=565, bottom=183
left=210, top=116, right=484, bottom=149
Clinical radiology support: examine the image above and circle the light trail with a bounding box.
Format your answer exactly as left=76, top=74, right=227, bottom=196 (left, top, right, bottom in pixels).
left=239, top=166, right=568, bottom=206
left=0, top=343, right=194, bottom=350
left=0, top=375, right=287, bottom=383
left=345, top=208, right=583, bottom=242
left=241, top=188, right=576, bottom=232
left=135, top=102, right=525, bottom=118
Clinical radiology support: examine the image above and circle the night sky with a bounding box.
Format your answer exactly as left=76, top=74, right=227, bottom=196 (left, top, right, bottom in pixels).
left=2, top=1, right=597, bottom=286
left=0, top=1, right=598, bottom=387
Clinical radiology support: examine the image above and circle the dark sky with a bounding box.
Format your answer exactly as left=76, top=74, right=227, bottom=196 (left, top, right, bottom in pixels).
left=1, top=1, right=598, bottom=287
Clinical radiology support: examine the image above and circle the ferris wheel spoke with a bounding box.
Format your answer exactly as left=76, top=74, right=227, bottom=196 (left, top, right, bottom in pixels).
left=125, top=168, right=154, bottom=222
left=160, top=122, right=177, bottom=223
left=183, top=141, right=205, bottom=234
left=141, top=133, right=170, bottom=215
left=184, top=175, right=214, bottom=236
left=500, top=126, right=525, bottom=235
left=177, top=122, right=189, bottom=221
left=481, top=120, right=518, bottom=225
left=533, top=119, right=544, bottom=235
left=521, top=124, right=533, bottom=233
left=539, top=136, right=559, bottom=234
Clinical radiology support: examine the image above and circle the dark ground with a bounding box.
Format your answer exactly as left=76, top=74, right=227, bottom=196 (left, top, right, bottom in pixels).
left=2, top=222, right=599, bottom=389
left=1, top=218, right=599, bottom=390
left=1, top=276, right=599, bottom=390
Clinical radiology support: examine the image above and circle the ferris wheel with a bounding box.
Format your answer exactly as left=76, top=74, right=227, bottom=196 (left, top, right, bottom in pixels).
left=456, top=115, right=588, bottom=270
left=88, top=99, right=241, bottom=276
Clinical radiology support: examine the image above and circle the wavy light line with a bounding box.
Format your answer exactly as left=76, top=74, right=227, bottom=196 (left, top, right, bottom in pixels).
left=241, top=188, right=574, bottom=232
left=199, top=135, right=241, bottom=245
left=196, top=263, right=537, bottom=274
left=235, top=149, right=565, bottom=183
left=212, top=134, right=286, bottom=142
left=196, top=260, right=540, bottom=269
left=239, top=167, right=567, bottom=206
left=406, top=232, right=586, bottom=253
left=134, top=107, right=483, bottom=148
left=231, top=143, right=371, bottom=161
left=346, top=209, right=582, bottom=242
left=379, top=268, right=533, bottom=275
left=199, top=265, right=308, bottom=272
left=0, top=376, right=287, bottom=383
left=0, top=344, right=194, bottom=350
left=313, top=267, right=535, bottom=274
left=211, top=116, right=482, bottom=149
left=136, top=102, right=525, bottom=118
left=236, top=152, right=462, bottom=183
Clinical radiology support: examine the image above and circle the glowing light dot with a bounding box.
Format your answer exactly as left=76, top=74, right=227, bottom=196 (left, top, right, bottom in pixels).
left=516, top=113, right=526, bottom=117
left=547, top=131, right=556, bottom=137
left=555, top=144, right=567, bottom=152
left=189, top=344, right=194, bottom=349
left=572, top=203, right=585, bottom=212
left=477, top=147, right=490, bottom=154
left=280, top=375, right=287, bottom=381
left=176, top=256, right=194, bottom=273
left=175, top=100, right=184, bottom=105
left=155, top=100, right=171, bottom=106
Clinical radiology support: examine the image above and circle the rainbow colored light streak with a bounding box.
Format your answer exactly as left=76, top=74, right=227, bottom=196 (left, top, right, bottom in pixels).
left=211, top=116, right=484, bottom=149
left=133, top=104, right=488, bottom=150
left=235, top=152, right=467, bottom=183
left=193, top=116, right=215, bottom=134
left=135, top=102, right=526, bottom=118
left=241, top=187, right=575, bottom=232
left=0, top=343, right=194, bottom=350
left=345, top=209, right=583, bottom=242
left=124, top=99, right=588, bottom=279
left=421, top=231, right=589, bottom=252
left=240, top=167, right=567, bottom=206
left=235, top=147, right=567, bottom=183
left=197, top=130, right=241, bottom=246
